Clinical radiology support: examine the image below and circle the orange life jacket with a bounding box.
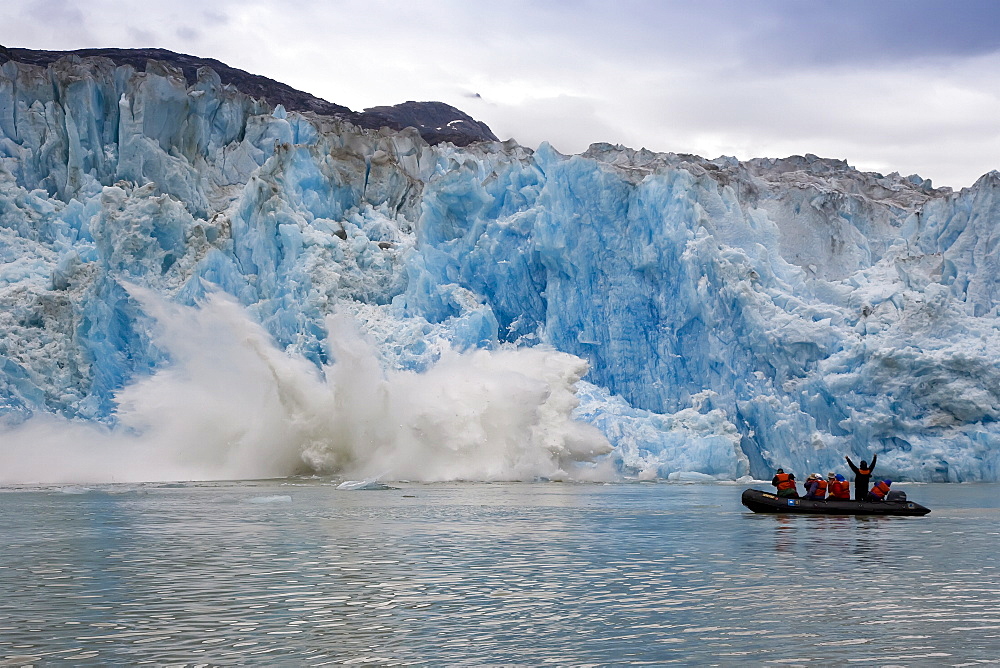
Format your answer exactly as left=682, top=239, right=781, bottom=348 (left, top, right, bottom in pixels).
left=815, top=479, right=827, bottom=496
left=869, top=480, right=890, bottom=499
left=859, top=468, right=872, bottom=476
left=829, top=480, right=851, bottom=499
left=774, top=472, right=796, bottom=491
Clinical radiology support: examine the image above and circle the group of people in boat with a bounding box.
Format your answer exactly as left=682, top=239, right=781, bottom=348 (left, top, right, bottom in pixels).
left=771, top=454, right=894, bottom=502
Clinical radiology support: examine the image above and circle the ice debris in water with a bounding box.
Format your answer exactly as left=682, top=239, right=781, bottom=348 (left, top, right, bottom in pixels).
left=55, top=486, right=93, bottom=495
left=1, top=57, right=1000, bottom=482
left=247, top=495, right=293, bottom=504
left=336, top=477, right=397, bottom=491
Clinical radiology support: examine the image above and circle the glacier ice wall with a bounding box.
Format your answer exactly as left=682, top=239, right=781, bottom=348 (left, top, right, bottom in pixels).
left=2, top=55, right=1000, bottom=482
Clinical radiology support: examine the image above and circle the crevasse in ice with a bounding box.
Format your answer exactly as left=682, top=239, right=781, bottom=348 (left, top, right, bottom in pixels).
left=2, top=55, right=999, bottom=482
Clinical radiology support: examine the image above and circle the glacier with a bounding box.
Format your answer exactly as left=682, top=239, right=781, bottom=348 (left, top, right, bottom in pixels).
left=2, top=54, right=1000, bottom=483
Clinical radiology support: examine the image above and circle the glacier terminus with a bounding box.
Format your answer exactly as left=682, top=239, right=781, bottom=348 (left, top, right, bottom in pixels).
left=2, top=52, right=1000, bottom=484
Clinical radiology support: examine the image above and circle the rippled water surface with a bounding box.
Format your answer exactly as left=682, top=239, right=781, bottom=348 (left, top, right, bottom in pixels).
left=1, top=481, right=998, bottom=665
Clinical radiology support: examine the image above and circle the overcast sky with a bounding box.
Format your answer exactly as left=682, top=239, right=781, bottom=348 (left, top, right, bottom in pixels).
left=6, top=0, right=1000, bottom=189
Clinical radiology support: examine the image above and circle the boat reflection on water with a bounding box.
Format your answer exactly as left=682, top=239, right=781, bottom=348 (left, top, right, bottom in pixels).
left=756, top=510, right=890, bottom=558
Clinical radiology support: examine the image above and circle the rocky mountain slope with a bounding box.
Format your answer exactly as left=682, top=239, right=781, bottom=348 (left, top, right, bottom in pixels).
left=0, top=45, right=498, bottom=146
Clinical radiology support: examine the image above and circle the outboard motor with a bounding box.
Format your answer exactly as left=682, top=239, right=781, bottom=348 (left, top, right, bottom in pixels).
left=886, top=490, right=907, bottom=502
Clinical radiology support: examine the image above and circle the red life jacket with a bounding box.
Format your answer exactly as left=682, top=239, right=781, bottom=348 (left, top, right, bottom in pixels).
left=774, top=473, right=796, bottom=491
left=869, top=480, right=890, bottom=499
left=859, top=468, right=872, bottom=476
left=813, top=479, right=828, bottom=497
left=829, top=480, right=851, bottom=499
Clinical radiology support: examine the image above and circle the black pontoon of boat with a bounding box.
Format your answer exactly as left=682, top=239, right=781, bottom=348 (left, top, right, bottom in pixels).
left=741, top=489, right=931, bottom=516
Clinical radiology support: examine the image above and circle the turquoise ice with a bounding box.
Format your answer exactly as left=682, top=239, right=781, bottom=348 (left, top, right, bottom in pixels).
left=2, top=56, right=1000, bottom=482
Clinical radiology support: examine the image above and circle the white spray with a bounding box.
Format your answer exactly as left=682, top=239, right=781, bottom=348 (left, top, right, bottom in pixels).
left=0, top=293, right=613, bottom=484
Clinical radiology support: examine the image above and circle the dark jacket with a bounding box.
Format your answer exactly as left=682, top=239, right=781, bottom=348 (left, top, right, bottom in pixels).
left=845, top=454, right=877, bottom=501
left=771, top=472, right=798, bottom=497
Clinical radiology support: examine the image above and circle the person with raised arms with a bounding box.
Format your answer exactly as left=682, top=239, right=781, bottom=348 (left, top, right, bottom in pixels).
left=845, top=453, right=878, bottom=502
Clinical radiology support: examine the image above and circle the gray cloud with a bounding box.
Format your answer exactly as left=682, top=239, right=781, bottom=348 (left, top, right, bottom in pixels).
left=744, top=0, right=1000, bottom=65
left=175, top=25, right=200, bottom=42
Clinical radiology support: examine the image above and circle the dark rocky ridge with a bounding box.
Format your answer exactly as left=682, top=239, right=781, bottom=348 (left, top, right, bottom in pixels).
left=359, top=101, right=498, bottom=149
left=0, top=45, right=498, bottom=146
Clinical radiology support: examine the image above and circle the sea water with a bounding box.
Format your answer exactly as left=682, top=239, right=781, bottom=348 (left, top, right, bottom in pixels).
left=0, top=481, right=998, bottom=665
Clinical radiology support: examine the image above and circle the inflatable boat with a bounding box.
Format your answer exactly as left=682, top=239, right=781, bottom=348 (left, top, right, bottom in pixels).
left=741, top=488, right=931, bottom=516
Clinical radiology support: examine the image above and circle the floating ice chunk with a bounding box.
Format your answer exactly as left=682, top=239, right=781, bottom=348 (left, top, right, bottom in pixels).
left=55, top=486, right=92, bottom=494
left=336, top=478, right=397, bottom=491
left=667, top=471, right=720, bottom=483
left=247, top=495, right=292, bottom=503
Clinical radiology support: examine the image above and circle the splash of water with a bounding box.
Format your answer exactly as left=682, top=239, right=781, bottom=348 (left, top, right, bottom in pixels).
left=0, top=293, right=613, bottom=484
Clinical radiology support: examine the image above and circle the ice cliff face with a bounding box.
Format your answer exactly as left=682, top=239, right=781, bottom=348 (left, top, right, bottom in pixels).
left=2, top=54, right=999, bottom=482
